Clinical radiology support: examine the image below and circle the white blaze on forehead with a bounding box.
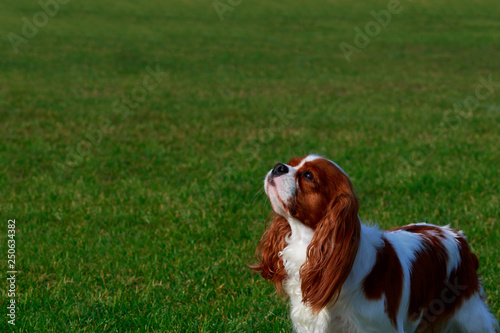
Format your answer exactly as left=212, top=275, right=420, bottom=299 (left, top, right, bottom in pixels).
left=297, top=154, right=348, bottom=177
left=294, top=154, right=321, bottom=169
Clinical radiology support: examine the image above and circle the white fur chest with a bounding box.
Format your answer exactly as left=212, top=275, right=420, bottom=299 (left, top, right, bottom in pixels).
left=278, top=221, right=383, bottom=333
left=279, top=218, right=333, bottom=333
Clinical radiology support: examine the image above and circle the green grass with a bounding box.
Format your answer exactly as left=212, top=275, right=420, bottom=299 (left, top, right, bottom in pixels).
left=0, top=0, right=499, bottom=331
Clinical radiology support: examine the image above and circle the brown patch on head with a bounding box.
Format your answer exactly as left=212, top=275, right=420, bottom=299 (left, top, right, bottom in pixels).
left=290, top=158, right=352, bottom=229
left=390, top=225, right=480, bottom=331
left=288, top=156, right=305, bottom=167
left=251, top=213, right=291, bottom=293
left=363, top=238, right=403, bottom=330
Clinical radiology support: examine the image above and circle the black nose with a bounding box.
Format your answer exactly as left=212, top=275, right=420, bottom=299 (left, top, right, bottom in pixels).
left=272, top=163, right=289, bottom=176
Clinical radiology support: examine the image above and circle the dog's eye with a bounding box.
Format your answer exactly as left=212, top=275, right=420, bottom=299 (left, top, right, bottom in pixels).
left=302, top=171, right=314, bottom=181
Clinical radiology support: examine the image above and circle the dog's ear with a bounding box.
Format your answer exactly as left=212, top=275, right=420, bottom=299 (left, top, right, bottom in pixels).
left=251, top=213, right=290, bottom=293
left=300, top=192, right=361, bottom=313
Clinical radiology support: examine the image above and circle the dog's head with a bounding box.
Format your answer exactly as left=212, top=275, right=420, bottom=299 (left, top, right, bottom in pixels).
left=264, top=154, right=355, bottom=229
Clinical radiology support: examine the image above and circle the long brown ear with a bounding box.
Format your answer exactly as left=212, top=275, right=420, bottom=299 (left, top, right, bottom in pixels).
left=250, top=213, right=291, bottom=293
left=300, top=192, right=361, bottom=313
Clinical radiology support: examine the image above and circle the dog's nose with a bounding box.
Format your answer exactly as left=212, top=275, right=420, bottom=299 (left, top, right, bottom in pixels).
left=272, top=163, right=289, bottom=176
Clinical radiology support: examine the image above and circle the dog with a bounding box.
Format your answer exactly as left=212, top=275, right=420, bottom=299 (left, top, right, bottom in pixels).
left=252, top=154, right=498, bottom=332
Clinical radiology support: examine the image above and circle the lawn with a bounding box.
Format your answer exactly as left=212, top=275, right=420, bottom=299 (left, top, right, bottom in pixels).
left=0, top=0, right=499, bottom=331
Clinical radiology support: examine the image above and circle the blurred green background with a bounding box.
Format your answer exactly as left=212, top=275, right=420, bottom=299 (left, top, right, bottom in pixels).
left=0, top=0, right=498, bottom=331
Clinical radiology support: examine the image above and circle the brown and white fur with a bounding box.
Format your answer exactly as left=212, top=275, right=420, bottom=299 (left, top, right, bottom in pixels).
left=252, top=154, right=498, bottom=333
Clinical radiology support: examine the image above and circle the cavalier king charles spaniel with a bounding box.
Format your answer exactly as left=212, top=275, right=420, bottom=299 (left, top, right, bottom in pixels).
left=252, top=155, right=497, bottom=333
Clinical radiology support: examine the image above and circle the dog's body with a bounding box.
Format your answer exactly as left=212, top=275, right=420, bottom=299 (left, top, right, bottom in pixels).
left=253, top=155, right=497, bottom=333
